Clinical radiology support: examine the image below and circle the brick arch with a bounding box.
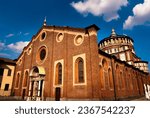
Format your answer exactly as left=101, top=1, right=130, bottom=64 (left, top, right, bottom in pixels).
left=29, top=66, right=46, bottom=77
left=23, top=71, right=29, bottom=87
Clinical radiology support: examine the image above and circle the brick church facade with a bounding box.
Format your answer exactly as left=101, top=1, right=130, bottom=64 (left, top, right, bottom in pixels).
left=12, top=20, right=150, bottom=100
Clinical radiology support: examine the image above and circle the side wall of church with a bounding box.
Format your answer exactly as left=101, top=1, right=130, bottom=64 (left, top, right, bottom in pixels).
left=98, top=51, right=148, bottom=100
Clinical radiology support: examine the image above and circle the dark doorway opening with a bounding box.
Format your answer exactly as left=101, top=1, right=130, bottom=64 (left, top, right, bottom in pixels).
left=22, top=89, right=26, bottom=100
left=55, top=87, right=61, bottom=101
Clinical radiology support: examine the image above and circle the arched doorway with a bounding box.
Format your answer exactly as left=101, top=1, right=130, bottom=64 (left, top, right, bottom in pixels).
left=27, top=66, right=45, bottom=101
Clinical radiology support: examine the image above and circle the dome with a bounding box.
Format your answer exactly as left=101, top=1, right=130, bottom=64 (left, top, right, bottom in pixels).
left=98, top=29, right=134, bottom=50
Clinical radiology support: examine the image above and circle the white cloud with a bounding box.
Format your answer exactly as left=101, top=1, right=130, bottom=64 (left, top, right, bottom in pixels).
left=0, top=42, right=5, bottom=50
left=7, top=41, right=29, bottom=53
left=5, top=33, right=14, bottom=38
left=71, top=0, right=128, bottom=22
left=123, top=0, right=150, bottom=29
left=24, top=32, right=30, bottom=36
left=0, top=53, right=10, bottom=57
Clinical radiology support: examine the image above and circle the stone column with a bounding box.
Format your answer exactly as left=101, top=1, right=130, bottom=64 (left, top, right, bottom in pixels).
left=42, top=80, right=44, bottom=100
left=38, top=80, right=41, bottom=97
left=27, top=79, right=32, bottom=101
left=28, top=81, right=32, bottom=96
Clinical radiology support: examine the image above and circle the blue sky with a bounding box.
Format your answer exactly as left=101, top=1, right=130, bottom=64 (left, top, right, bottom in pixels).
left=0, top=0, right=150, bottom=70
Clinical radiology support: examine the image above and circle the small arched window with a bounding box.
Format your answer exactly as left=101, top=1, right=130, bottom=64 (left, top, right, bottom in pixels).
left=108, top=69, right=113, bottom=89
left=119, top=71, right=123, bottom=89
left=23, top=71, right=28, bottom=87
left=55, top=63, right=62, bottom=85
left=75, top=57, right=84, bottom=83
left=135, top=72, right=138, bottom=90
left=116, top=65, right=120, bottom=90
left=99, top=66, right=104, bottom=89
left=15, top=73, right=20, bottom=88
left=129, top=73, right=133, bottom=90
left=125, top=68, right=129, bottom=89
left=102, top=59, right=109, bottom=89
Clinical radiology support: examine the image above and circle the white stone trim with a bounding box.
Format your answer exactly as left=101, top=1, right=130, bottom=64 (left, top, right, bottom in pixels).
left=119, top=53, right=126, bottom=61
left=36, top=45, right=48, bottom=65
left=27, top=44, right=32, bottom=55
left=14, top=71, right=21, bottom=89
left=17, top=58, right=22, bottom=66
left=53, top=59, right=64, bottom=88
left=56, top=32, right=64, bottom=43
left=73, top=53, right=87, bottom=86
left=44, top=29, right=86, bottom=36
left=89, top=31, right=97, bottom=36
left=23, top=28, right=90, bottom=54
left=32, top=29, right=87, bottom=43
left=53, top=59, right=64, bottom=98
left=40, top=31, right=47, bottom=41
left=74, top=34, right=84, bottom=46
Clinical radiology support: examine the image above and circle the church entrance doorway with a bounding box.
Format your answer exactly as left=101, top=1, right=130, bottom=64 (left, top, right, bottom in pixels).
left=22, top=89, right=26, bottom=100
left=27, top=66, right=45, bottom=101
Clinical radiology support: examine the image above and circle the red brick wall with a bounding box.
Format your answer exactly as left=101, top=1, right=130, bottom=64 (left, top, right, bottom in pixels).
left=12, top=25, right=149, bottom=100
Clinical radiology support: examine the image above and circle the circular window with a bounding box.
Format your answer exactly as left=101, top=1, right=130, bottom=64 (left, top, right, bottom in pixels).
left=56, top=33, right=64, bottom=42
left=41, top=32, right=46, bottom=41
left=36, top=46, right=47, bottom=64
left=40, top=49, right=46, bottom=60
left=74, top=35, right=84, bottom=46
left=27, top=47, right=32, bottom=55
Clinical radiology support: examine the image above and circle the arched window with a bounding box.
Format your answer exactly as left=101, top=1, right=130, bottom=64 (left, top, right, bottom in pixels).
left=116, top=65, right=120, bottom=90
left=125, top=68, right=129, bottom=90
left=75, top=57, right=84, bottom=83
left=55, top=63, right=62, bottom=85
left=119, top=71, right=123, bottom=89
left=135, top=72, right=138, bottom=90
left=122, top=71, right=125, bottom=89
left=127, top=74, right=130, bottom=90
left=102, top=59, right=109, bottom=89
left=23, top=71, right=28, bottom=87
left=99, top=66, right=104, bottom=89
left=132, top=71, right=135, bottom=90
left=128, top=73, right=133, bottom=90
left=129, top=73, right=133, bottom=90
left=108, top=69, right=113, bottom=89
left=15, top=73, right=20, bottom=88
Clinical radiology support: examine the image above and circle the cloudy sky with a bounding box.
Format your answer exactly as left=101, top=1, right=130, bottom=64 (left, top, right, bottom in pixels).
left=0, top=0, right=150, bottom=69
